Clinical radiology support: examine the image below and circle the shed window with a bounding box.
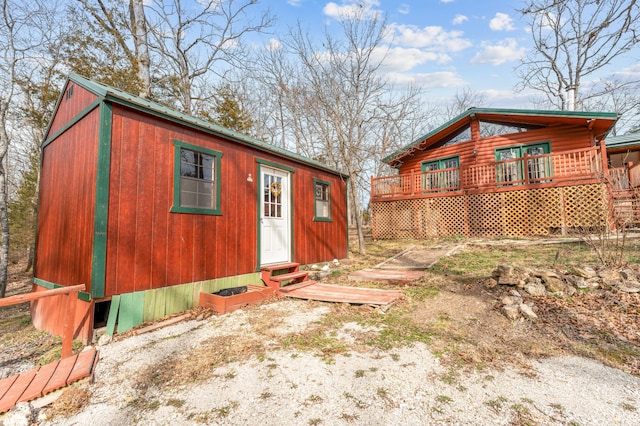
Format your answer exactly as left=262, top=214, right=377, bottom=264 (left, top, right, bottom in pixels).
left=314, top=179, right=332, bottom=221
left=171, top=140, right=222, bottom=215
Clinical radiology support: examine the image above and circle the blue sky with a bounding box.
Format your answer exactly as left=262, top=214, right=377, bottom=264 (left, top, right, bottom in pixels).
left=261, top=0, right=640, bottom=109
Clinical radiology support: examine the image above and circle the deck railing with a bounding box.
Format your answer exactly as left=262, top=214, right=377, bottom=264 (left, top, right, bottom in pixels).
left=609, top=167, right=630, bottom=190
left=372, top=147, right=604, bottom=199
left=629, top=163, right=640, bottom=188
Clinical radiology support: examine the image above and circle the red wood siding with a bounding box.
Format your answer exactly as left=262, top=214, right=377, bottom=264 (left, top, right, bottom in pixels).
left=399, top=123, right=595, bottom=174
left=29, top=285, right=93, bottom=343
left=104, top=106, right=347, bottom=296
left=47, top=82, right=99, bottom=139
left=292, top=167, right=348, bottom=266
left=35, top=109, right=99, bottom=290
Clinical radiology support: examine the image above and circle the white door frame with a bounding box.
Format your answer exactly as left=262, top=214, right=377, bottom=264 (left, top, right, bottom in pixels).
left=259, top=164, right=292, bottom=265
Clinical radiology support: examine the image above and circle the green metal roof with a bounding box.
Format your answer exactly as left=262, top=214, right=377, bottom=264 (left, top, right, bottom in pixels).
left=66, top=73, right=348, bottom=178
left=383, top=107, right=619, bottom=166
left=605, top=132, right=640, bottom=150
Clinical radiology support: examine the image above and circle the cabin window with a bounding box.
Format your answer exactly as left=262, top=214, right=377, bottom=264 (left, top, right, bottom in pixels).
left=314, top=179, right=332, bottom=221
left=495, top=142, right=550, bottom=185
left=171, top=140, right=222, bottom=215
left=420, top=156, right=460, bottom=191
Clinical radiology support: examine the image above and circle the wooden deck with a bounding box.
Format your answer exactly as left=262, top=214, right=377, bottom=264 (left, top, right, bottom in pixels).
left=282, top=283, right=403, bottom=305
left=0, top=347, right=98, bottom=414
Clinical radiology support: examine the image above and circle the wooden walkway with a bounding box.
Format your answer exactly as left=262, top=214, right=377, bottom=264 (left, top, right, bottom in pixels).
left=282, top=282, right=403, bottom=305
left=0, top=347, right=98, bottom=414
left=348, top=269, right=424, bottom=284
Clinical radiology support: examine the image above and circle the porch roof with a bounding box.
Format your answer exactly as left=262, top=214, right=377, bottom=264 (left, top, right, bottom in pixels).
left=383, top=107, right=618, bottom=168
left=605, top=132, right=640, bottom=154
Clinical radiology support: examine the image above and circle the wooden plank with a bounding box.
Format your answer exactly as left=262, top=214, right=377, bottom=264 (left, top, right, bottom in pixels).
left=117, top=292, right=144, bottom=333
left=143, top=289, right=156, bottom=323
left=0, top=369, right=38, bottom=413
left=40, top=354, right=76, bottom=395
left=20, top=361, right=59, bottom=401
left=0, top=375, right=18, bottom=401
left=105, top=295, right=120, bottom=336
left=153, top=287, right=167, bottom=320
left=0, top=284, right=85, bottom=307
left=284, top=283, right=402, bottom=305
left=66, top=348, right=97, bottom=385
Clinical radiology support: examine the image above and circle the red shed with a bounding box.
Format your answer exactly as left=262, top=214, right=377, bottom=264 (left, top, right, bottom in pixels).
left=32, top=74, right=349, bottom=342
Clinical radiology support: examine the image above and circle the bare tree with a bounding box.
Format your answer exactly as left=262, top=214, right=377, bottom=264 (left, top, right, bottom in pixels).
left=146, top=0, right=273, bottom=116
left=0, top=0, right=54, bottom=296
left=130, top=0, right=151, bottom=98
left=517, top=0, right=640, bottom=110
left=282, top=10, right=431, bottom=254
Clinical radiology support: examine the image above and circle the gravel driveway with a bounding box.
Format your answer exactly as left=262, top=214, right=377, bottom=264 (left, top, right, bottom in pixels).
left=35, top=299, right=640, bottom=426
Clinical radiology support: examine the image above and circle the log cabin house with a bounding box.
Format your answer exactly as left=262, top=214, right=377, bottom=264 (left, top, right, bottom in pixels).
left=32, top=74, right=348, bottom=343
left=371, top=108, right=640, bottom=239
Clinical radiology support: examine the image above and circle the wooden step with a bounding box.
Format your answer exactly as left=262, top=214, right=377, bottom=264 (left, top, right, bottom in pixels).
left=279, top=280, right=317, bottom=293
left=261, top=262, right=300, bottom=272
left=270, top=271, right=309, bottom=282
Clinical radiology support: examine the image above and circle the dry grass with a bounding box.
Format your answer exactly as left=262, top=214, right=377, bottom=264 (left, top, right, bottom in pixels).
left=47, top=384, right=92, bottom=418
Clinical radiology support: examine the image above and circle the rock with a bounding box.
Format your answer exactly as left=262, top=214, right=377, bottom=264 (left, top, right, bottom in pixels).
left=597, top=269, right=620, bottom=281
left=584, top=277, right=600, bottom=289
left=519, top=303, right=538, bottom=320
left=619, top=269, right=635, bottom=280
left=509, top=289, right=522, bottom=298
left=525, top=276, right=541, bottom=285
left=571, top=266, right=596, bottom=279
left=501, top=304, right=520, bottom=320
left=485, top=278, right=498, bottom=289
left=543, top=277, right=565, bottom=293
left=97, top=334, right=112, bottom=346
left=493, top=265, right=513, bottom=277
left=535, top=270, right=560, bottom=280
left=600, top=279, right=619, bottom=290
left=516, top=280, right=526, bottom=289
left=564, top=285, right=576, bottom=297
left=566, top=275, right=587, bottom=289
left=501, top=295, right=516, bottom=305
left=311, top=264, right=319, bottom=270
left=4, top=402, right=35, bottom=426
left=492, top=265, right=527, bottom=286
left=332, top=259, right=340, bottom=265
left=524, top=282, right=546, bottom=296
left=618, top=280, right=640, bottom=293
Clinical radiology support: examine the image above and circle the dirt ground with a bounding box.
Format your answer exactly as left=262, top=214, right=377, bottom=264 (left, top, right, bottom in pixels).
left=1, top=238, right=639, bottom=424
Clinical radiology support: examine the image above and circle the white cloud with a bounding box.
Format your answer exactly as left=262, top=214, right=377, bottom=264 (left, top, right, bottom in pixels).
left=287, top=0, right=303, bottom=6
left=387, top=71, right=466, bottom=88
left=453, top=14, right=468, bottom=25
left=323, top=0, right=382, bottom=20
left=398, top=3, right=410, bottom=14
left=440, top=0, right=455, bottom=3
left=386, top=23, right=472, bottom=52
left=266, top=38, right=282, bottom=51
left=377, top=47, right=451, bottom=72
left=470, top=38, right=525, bottom=65
left=489, top=12, right=515, bottom=31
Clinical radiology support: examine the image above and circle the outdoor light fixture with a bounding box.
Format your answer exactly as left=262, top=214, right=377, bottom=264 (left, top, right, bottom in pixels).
left=247, top=173, right=253, bottom=182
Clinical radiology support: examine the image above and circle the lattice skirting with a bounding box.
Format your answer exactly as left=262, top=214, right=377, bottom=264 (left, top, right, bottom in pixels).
left=372, top=184, right=609, bottom=239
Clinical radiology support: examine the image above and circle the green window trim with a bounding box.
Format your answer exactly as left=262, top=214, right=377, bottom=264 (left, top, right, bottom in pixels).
left=420, top=155, right=460, bottom=191
left=313, top=178, right=332, bottom=222
left=171, top=140, right=223, bottom=215
left=495, top=141, right=551, bottom=184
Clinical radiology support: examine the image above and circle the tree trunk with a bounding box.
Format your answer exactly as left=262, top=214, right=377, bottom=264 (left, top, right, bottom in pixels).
left=348, top=175, right=366, bottom=255
left=130, top=0, right=151, bottom=99
left=0, top=144, right=8, bottom=298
